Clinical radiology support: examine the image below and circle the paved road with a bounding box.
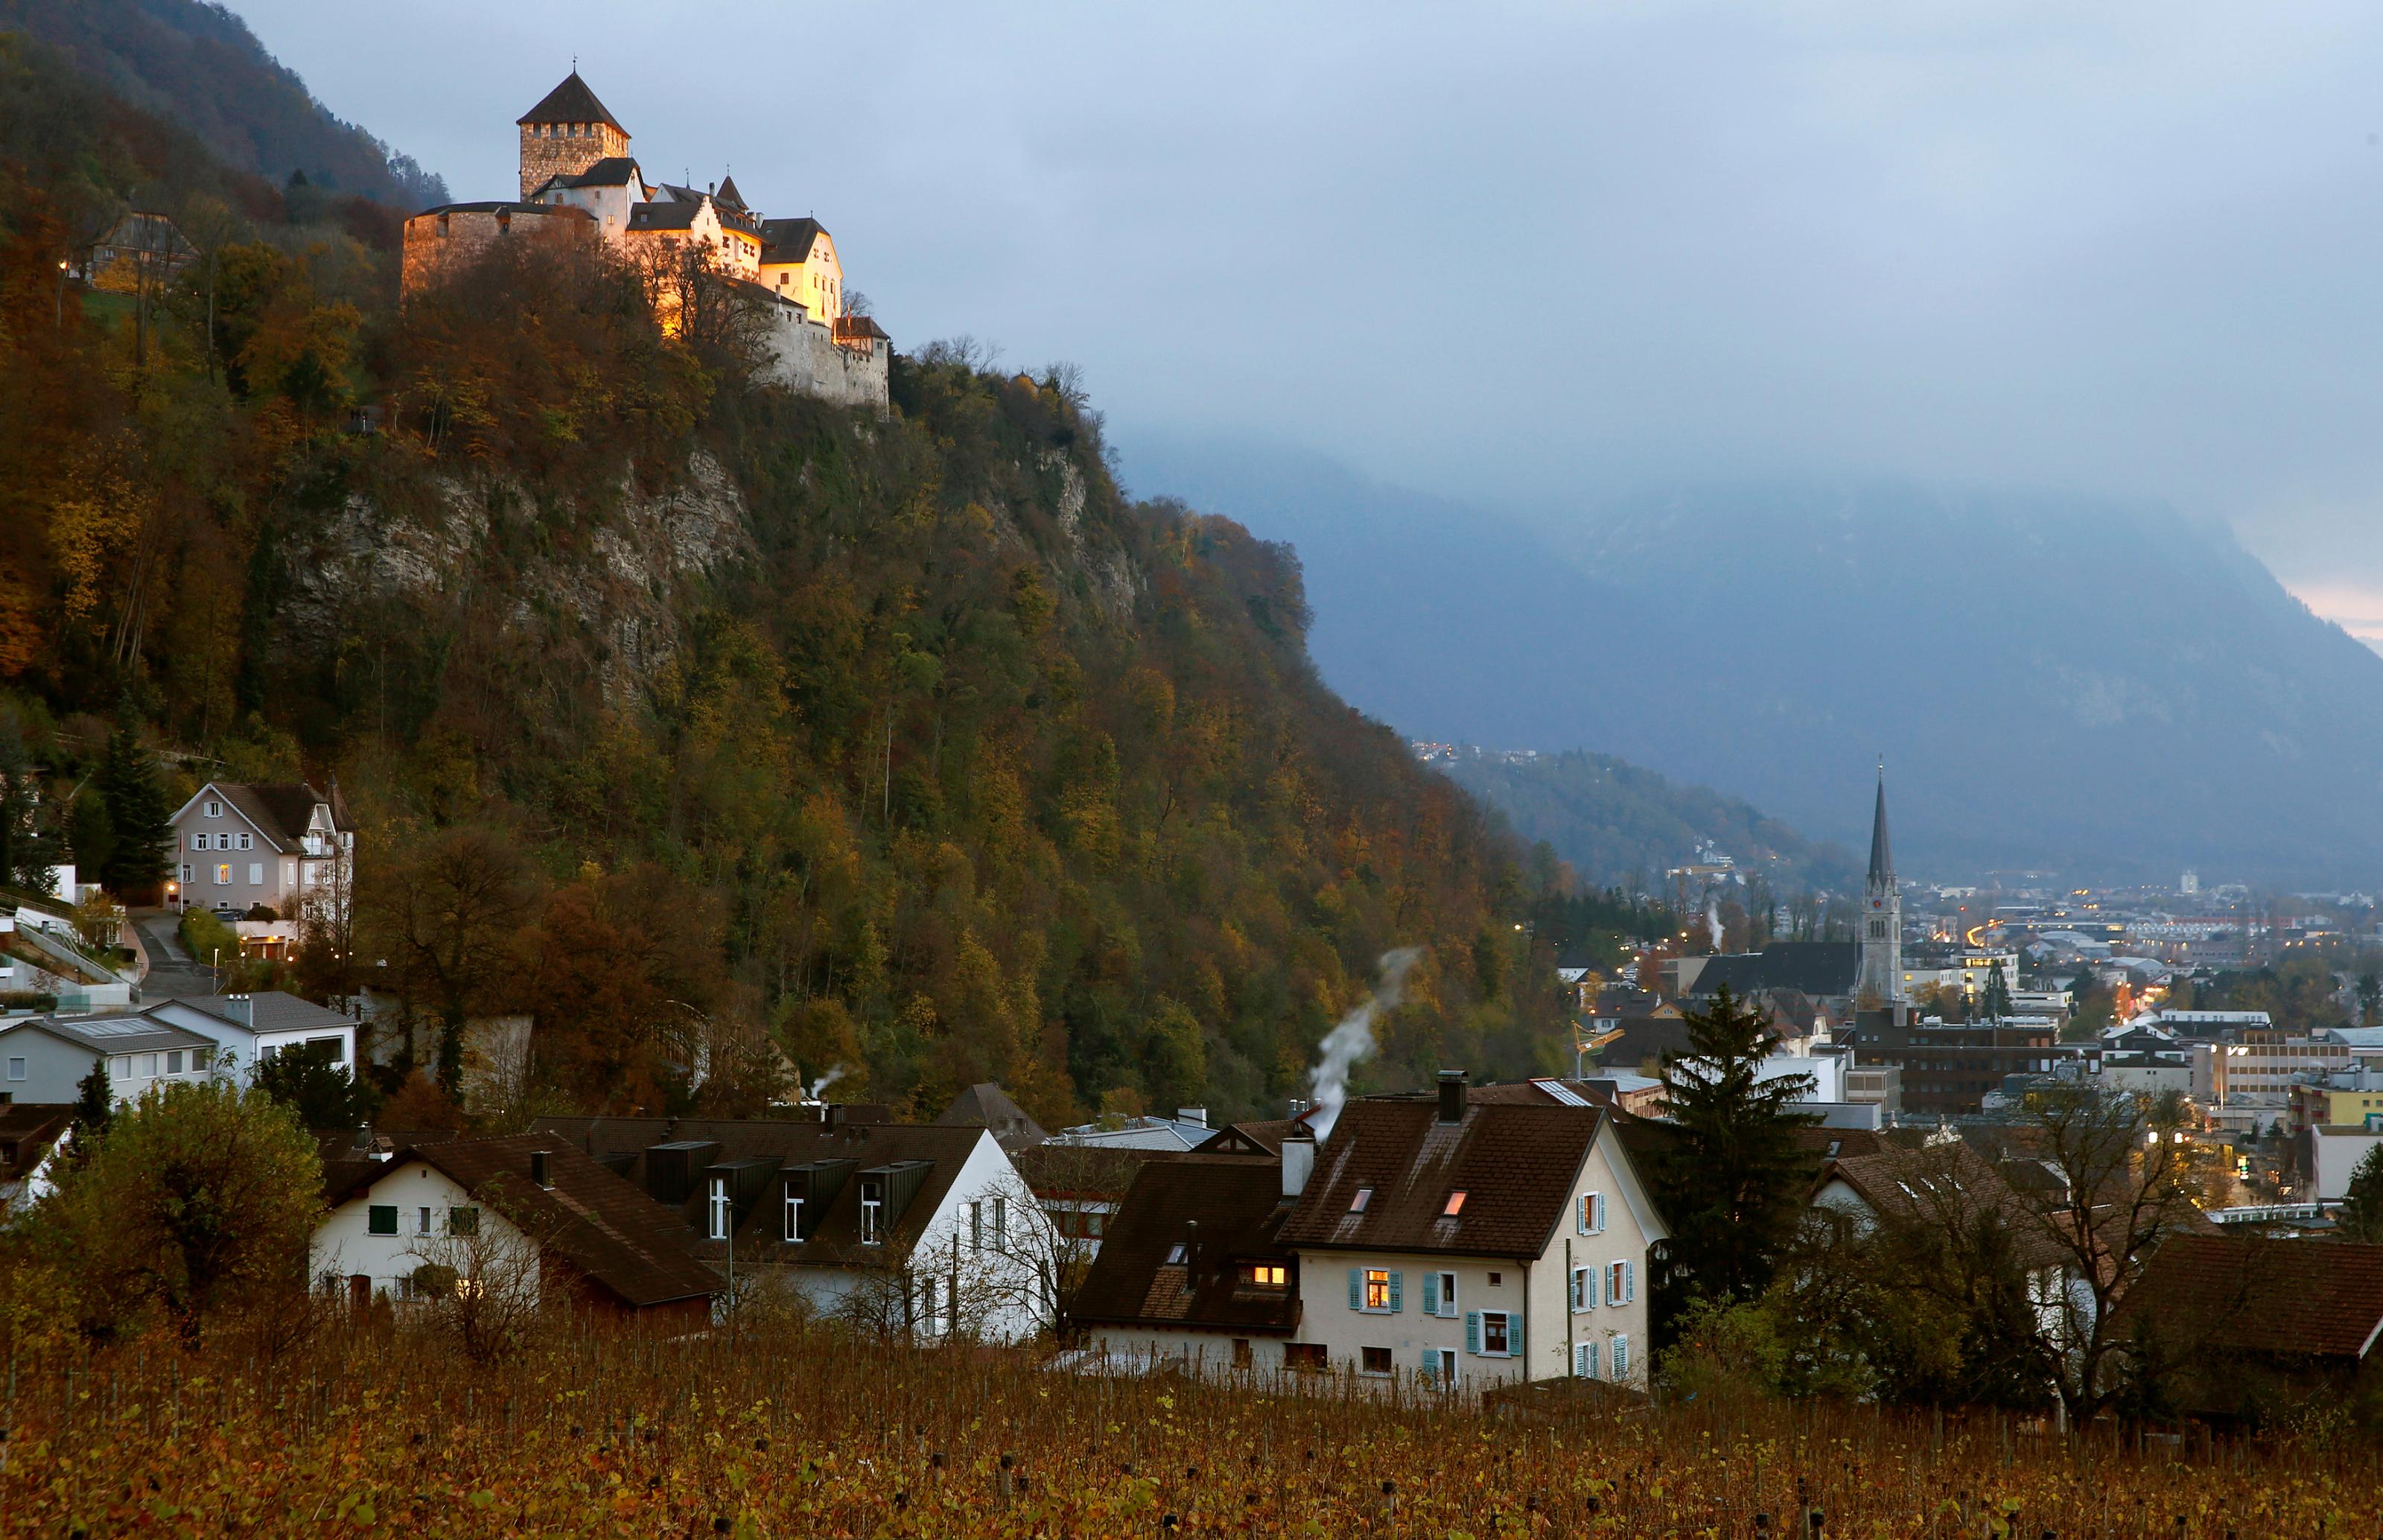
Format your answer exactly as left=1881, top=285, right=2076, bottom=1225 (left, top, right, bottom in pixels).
left=130, top=909, right=220, bottom=1001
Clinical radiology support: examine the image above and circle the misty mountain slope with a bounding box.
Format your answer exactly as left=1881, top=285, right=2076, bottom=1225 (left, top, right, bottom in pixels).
left=1118, top=435, right=2383, bottom=883
left=0, top=0, right=445, bottom=206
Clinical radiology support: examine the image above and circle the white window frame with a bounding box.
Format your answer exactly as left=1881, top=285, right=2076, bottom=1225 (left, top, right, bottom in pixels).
left=4, top=1057, right=22, bottom=1081
left=707, top=1176, right=731, bottom=1241
left=860, top=1186, right=883, bottom=1244
left=1437, top=1270, right=1457, bottom=1316
left=214, top=864, right=231, bottom=886
left=1363, top=1268, right=1393, bottom=1311
left=236, top=831, right=252, bottom=851
left=1578, top=1191, right=1606, bottom=1235
left=248, top=863, right=264, bottom=886
left=1570, top=1264, right=1595, bottom=1312
left=1481, top=1310, right=1512, bottom=1357
left=203, top=800, right=222, bottom=818
left=782, top=1190, right=803, bottom=1243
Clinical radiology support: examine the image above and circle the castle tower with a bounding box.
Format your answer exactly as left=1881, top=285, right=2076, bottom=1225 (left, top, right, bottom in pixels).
left=1858, top=768, right=1903, bottom=1004
left=517, top=71, right=631, bottom=200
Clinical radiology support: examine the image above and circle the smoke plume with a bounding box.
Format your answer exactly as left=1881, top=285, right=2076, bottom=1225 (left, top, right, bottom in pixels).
left=1706, top=897, right=1723, bottom=952
left=1305, top=947, right=1425, bottom=1141
left=806, top=1065, right=848, bottom=1101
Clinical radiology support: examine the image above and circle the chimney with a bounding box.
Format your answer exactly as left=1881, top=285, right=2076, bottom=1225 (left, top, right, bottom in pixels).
left=529, top=1150, right=552, bottom=1189
left=823, top=1104, right=841, bottom=1132
left=1282, top=1126, right=1315, bottom=1198
left=1176, top=1106, right=1208, bottom=1130
left=1437, top=1069, right=1469, bottom=1124
left=222, top=994, right=254, bottom=1028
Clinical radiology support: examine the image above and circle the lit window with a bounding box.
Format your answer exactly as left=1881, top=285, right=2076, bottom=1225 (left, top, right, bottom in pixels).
left=1442, top=1191, right=1467, bottom=1217
left=1244, top=1263, right=1288, bottom=1287
left=1349, top=1187, right=1372, bottom=1213
left=1364, top=1269, right=1391, bottom=1309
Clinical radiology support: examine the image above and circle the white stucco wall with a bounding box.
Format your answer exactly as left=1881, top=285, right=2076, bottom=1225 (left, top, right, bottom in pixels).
left=760, top=308, right=888, bottom=411
left=1288, top=1130, right=1658, bottom=1390
left=311, top=1161, right=538, bottom=1302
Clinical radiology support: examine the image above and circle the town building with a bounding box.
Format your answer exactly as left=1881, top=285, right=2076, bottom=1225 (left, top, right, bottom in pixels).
left=0, top=1014, right=214, bottom=1106
left=136, top=990, right=360, bottom=1084
left=402, top=72, right=889, bottom=410
left=532, top=1113, right=1055, bottom=1342
left=165, top=780, right=354, bottom=942
left=1270, top=1072, right=1667, bottom=1390
left=0, top=1103, right=73, bottom=1218
left=1072, top=1154, right=1302, bottom=1374
left=314, top=1134, right=718, bottom=1323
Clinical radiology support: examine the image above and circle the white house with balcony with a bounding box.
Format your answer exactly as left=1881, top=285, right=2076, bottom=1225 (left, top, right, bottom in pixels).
left=165, top=781, right=353, bottom=946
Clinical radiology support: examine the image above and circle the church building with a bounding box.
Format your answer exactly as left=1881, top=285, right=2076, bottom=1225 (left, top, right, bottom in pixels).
left=401, top=71, right=888, bottom=410
left=1857, top=770, right=1903, bottom=1005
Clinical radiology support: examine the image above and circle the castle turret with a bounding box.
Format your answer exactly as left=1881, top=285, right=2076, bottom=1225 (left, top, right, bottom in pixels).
left=517, top=71, right=631, bottom=200
left=1858, top=768, right=1903, bottom=1005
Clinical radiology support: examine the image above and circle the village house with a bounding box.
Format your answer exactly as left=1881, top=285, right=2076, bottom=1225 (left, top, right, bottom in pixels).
left=1267, top=1072, right=1668, bottom=1390
left=2110, top=1234, right=2383, bottom=1427
left=165, top=780, right=354, bottom=944
left=314, top=1134, right=718, bottom=1324
left=136, top=990, right=360, bottom=1084
left=0, top=1014, right=215, bottom=1106
left=1072, top=1153, right=1302, bottom=1374
left=401, top=72, right=889, bottom=410
left=532, top=1112, right=1056, bottom=1342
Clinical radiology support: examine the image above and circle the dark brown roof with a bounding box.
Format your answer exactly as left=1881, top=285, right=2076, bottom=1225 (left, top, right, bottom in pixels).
left=934, top=1083, right=1048, bottom=1151
left=833, top=315, right=890, bottom=342
left=531, top=1115, right=993, bottom=1265
left=1072, top=1156, right=1299, bottom=1334
left=1194, top=1119, right=1298, bottom=1156
left=194, top=781, right=342, bottom=852
left=547, top=156, right=643, bottom=191
left=518, top=71, right=624, bottom=130
left=1011, top=1141, right=1150, bottom=1200
left=2112, top=1235, right=2383, bottom=1359
left=760, top=216, right=824, bottom=264
left=627, top=201, right=701, bottom=232
left=1594, top=1017, right=1696, bottom=1075
left=1279, top=1100, right=1605, bottom=1259
left=328, top=1136, right=717, bottom=1308
left=715, top=174, right=746, bottom=211
left=414, top=203, right=594, bottom=221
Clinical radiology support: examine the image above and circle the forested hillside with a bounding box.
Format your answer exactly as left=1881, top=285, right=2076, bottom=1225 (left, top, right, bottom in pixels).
left=1442, top=749, right=1859, bottom=897
left=0, top=36, right=1571, bottom=1126
left=0, top=0, right=445, bottom=207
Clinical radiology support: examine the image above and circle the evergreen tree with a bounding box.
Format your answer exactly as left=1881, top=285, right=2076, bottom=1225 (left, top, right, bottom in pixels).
left=2339, top=1143, right=2383, bottom=1243
left=69, top=1055, right=113, bottom=1162
left=1981, top=958, right=2015, bottom=1021
left=0, top=716, right=61, bottom=893
left=257, top=1048, right=381, bottom=1128
left=67, top=788, right=113, bottom=882
left=1654, top=984, right=1822, bottom=1326
left=93, top=726, right=170, bottom=894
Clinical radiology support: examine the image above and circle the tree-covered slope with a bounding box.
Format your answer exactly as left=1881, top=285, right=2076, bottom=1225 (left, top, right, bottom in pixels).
left=0, top=42, right=1567, bottom=1127
left=1440, top=748, right=1859, bottom=897
left=0, top=0, right=445, bottom=207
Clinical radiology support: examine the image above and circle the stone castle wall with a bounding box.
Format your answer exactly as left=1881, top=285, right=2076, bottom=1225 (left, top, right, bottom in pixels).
left=761, top=308, right=889, bottom=411
left=400, top=206, right=596, bottom=299
left=518, top=122, right=631, bottom=200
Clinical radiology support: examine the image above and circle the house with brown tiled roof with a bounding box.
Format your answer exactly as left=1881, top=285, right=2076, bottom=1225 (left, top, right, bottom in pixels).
left=1071, top=1154, right=1302, bottom=1375
left=532, top=1113, right=1058, bottom=1342
left=314, top=1134, right=719, bottom=1325
left=2110, top=1234, right=2383, bottom=1425
left=1273, top=1071, right=1668, bottom=1391
left=166, top=780, right=353, bottom=944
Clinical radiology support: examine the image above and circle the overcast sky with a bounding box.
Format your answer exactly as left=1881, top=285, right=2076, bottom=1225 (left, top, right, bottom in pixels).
left=231, top=1, right=2383, bottom=646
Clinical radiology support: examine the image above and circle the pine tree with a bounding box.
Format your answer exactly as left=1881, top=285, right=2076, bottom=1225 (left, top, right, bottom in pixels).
left=1981, top=958, right=2015, bottom=1021
left=94, top=726, right=169, bottom=894
left=69, top=1055, right=113, bottom=1164
left=1653, top=983, right=1822, bottom=1320
left=2339, top=1143, right=2383, bottom=1243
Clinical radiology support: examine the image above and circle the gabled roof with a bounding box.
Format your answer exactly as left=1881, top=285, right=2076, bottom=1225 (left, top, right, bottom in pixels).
left=147, top=990, right=352, bottom=1036
left=0, top=1014, right=213, bottom=1057
left=933, top=1082, right=1049, bottom=1151
left=1279, top=1100, right=1606, bottom=1259
left=330, top=1136, right=716, bottom=1308
left=518, top=71, right=624, bottom=130
left=760, top=217, right=825, bottom=264
left=626, top=201, right=701, bottom=232
left=415, top=201, right=594, bottom=220
left=531, top=1115, right=994, bottom=1264
left=171, top=782, right=347, bottom=851
left=714, top=174, right=747, bottom=211
left=1689, top=943, right=1863, bottom=1002
left=2111, top=1235, right=2383, bottom=1360
left=1072, top=1156, right=1299, bottom=1334
left=1194, top=1119, right=1301, bottom=1156
left=544, top=156, right=643, bottom=191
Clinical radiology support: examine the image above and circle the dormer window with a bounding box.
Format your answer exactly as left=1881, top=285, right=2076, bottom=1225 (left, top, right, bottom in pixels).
left=1349, top=1188, right=1372, bottom=1213
left=1243, top=1263, right=1287, bottom=1287
left=1442, top=1191, right=1468, bottom=1217
left=860, top=1180, right=883, bottom=1244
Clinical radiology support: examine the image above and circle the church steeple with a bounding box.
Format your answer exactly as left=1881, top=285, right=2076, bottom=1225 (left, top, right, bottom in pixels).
left=1867, top=767, right=1893, bottom=885
left=1858, top=766, right=1903, bottom=1005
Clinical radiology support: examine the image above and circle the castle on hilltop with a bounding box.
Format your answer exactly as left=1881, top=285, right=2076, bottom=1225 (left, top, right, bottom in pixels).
left=401, top=71, right=888, bottom=410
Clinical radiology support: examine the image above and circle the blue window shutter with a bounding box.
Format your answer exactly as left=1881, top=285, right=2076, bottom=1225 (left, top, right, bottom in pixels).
left=1567, top=1268, right=1579, bottom=1311
left=1422, top=1346, right=1437, bottom=1382
left=1595, top=1191, right=1607, bottom=1232
left=1588, top=1265, right=1601, bottom=1308
left=1465, top=1311, right=1481, bottom=1354
left=1512, top=1311, right=1523, bottom=1361
left=1626, top=1260, right=1637, bottom=1302
left=1387, top=1270, right=1402, bottom=1311
left=1587, top=1340, right=1600, bottom=1379
left=1348, top=1267, right=1361, bottom=1310
left=1576, top=1194, right=1588, bottom=1234
left=1422, top=1271, right=1439, bottom=1314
